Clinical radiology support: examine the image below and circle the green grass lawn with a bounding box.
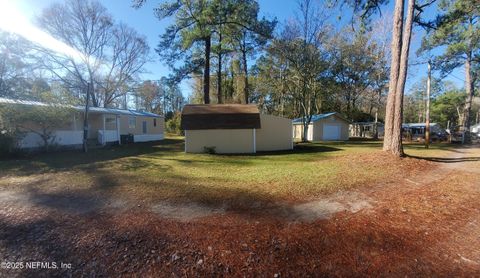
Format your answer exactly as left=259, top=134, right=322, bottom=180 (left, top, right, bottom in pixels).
left=0, top=137, right=459, bottom=208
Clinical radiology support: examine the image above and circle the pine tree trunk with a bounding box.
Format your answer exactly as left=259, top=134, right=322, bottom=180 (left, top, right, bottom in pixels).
left=204, top=35, right=211, bottom=104
left=383, top=0, right=404, bottom=153
left=390, top=0, right=415, bottom=156
left=464, top=55, right=474, bottom=142
left=229, top=66, right=234, bottom=101
left=242, top=49, right=249, bottom=104
left=217, top=33, right=222, bottom=104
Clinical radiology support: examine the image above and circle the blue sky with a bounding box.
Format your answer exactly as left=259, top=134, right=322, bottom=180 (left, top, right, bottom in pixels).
left=10, top=0, right=466, bottom=98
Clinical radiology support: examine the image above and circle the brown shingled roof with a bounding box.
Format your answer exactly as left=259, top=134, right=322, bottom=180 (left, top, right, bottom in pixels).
left=181, top=104, right=261, bottom=130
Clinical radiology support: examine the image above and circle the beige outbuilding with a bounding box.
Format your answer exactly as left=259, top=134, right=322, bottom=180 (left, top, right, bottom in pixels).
left=181, top=104, right=293, bottom=154
left=293, top=112, right=350, bottom=141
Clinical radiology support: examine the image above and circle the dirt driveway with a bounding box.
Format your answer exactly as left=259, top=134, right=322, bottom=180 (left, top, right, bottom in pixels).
left=1, top=146, right=480, bottom=277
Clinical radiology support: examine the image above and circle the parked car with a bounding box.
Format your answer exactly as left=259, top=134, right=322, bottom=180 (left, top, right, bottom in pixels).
left=447, top=126, right=478, bottom=143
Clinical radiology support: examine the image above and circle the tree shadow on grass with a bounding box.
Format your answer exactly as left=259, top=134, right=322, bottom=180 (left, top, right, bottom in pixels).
left=406, top=155, right=480, bottom=163
left=0, top=139, right=184, bottom=177
left=144, top=143, right=345, bottom=166
left=213, top=144, right=344, bottom=157
left=159, top=157, right=255, bottom=166
left=117, top=157, right=174, bottom=172
left=309, top=141, right=384, bottom=147
left=2, top=161, right=290, bottom=221
left=14, top=167, right=126, bottom=214
left=403, top=143, right=470, bottom=153
left=261, top=144, right=343, bottom=155
left=25, top=187, right=104, bottom=214
left=2, top=144, right=279, bottom=216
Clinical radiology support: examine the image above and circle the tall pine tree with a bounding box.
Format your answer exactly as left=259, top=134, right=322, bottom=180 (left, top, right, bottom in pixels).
left=421, top=0, right=480, bottom=141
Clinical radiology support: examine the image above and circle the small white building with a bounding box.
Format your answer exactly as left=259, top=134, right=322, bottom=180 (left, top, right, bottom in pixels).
left=293, top=112, right=350, bottom=141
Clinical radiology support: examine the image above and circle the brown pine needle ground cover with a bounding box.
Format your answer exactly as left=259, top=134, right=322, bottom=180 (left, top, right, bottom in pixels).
left=0, top=138, right=479, bottom=276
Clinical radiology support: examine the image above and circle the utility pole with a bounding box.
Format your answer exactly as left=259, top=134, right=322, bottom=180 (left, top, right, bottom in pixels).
left=425, top=61, right=431, bottom=149
left=447, top=120, right=451, bottom=143
left=83, top=82, right=91, bottom=153
left=162, top=82, right=166, bottom=116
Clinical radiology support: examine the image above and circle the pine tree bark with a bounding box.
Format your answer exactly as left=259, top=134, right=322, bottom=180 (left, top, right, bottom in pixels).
left=217, top=33, right=222, bottom=104
left=464, top=55, right=474, bottom=142
left=204, top=35, right=211, bottom=104
left=383, top=0, right=404, bottom=153
left=391, top=0, right=415, bottom=156
left=242, top=48, right=249, bottom=104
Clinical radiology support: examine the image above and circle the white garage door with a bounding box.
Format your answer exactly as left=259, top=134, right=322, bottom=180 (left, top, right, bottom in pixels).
left=323, top=124, right=341, bottom=140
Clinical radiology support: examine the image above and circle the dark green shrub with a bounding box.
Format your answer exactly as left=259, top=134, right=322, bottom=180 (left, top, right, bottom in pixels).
left=166, top=112, right=184, bottom=135
left=0, top=131, right=18, bottom=157
left=203, top=146, right=216, bottom=154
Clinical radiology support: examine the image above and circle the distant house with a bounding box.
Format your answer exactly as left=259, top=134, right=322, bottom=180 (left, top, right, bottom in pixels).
left=0, top=97, right=164, bottom=149
left=402, top=123, right=446, bottom=141
left=292, top=112, right=350, bottom=141
left=181, top=104, right=293, bottom=153
left=350, top=122, right=384, bottom=138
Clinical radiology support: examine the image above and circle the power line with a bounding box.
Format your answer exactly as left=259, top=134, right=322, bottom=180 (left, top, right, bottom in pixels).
left=412, top=61, right=466, bottom=83
left=409, top=60, right=429, bottom=66
left=448, top=73, right=465, bottom=83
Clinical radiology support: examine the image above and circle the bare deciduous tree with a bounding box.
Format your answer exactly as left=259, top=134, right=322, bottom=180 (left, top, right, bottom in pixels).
left=35, top=0, right=149, bottom=108
left=275, top=0, right=330, bottom=142
left=0, top=32, right=33, bottom=98
left=97, top=23, right=149, bottom=107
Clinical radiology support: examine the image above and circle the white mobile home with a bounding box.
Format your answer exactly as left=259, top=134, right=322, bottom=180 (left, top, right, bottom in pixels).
left=402, top=123, right=447, bottom=141
left=350, top=122, right=384, bottom=138
left=0, top=97, right=164, bottom=149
